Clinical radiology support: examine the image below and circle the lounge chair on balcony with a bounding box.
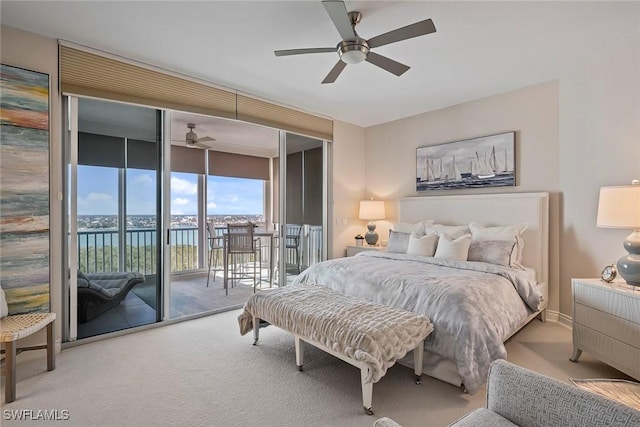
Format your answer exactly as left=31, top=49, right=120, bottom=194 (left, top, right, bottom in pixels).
left=77, top=270, right=145, bottom=323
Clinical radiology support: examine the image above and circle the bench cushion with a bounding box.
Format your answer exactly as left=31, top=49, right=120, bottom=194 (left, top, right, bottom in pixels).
left=238, top=283, right=433, bottom=383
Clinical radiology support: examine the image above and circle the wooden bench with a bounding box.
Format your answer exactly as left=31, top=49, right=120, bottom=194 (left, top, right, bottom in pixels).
left=238, top=284, right=433, bottom=415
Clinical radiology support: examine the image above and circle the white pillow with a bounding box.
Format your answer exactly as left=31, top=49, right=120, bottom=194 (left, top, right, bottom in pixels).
left=469, top=222, right=528, bottom=265
left=424, top=224, right=469, bottom=239
left=434, top=233, right=471, bottom=261
left=0, top=286, right=8, bottom=318
left=407, top=233, right=438, bottom=257
left=393, top=220, right=434, bottom=237
left=392, top=223, right=416, bottom=234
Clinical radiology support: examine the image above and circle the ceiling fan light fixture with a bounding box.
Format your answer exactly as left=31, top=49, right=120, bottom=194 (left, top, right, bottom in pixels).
left=186, top=122, right=197, bottom=144
left=338, top=39, right=369, bottom=65
left=340, top=49, right=366, bottom=64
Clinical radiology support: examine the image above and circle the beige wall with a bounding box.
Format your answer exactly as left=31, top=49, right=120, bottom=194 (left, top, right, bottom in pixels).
left=361, top=29, right=639, bottom=318
left=1, top=25, right=63, bottom=347
left=558, top=29, right=640, bottom=316
left=330, top=120, right=367, bottom=258
left=364, top=81, right=562, bottom=313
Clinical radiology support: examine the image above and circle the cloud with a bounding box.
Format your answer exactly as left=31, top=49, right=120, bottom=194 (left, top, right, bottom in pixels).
left=207, top=202, right=217, bottom=209
left=86, top=192, right=113, bottom=202
left=132, top=174, right=153, bottom=186
left=78, top=192, right=117, bottom=214
left=171, top=176, right=197, bottom=195
left=173, top=197, right=189, bottom=206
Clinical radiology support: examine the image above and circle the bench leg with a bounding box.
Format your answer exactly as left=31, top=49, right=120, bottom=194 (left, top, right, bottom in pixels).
left=47, top=320, right=55, bottom=371
left=414, top=341, right=424, bottom=385
left=5, top=340, right=16, bottom=403
left=295, top=336, right=304, bottom=371
left=252, top=316, right=260, bottom=345
left=360, top=368, right=374, bottom=415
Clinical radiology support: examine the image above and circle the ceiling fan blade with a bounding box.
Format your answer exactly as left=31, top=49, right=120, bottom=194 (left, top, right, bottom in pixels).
left=367, top=18, right=436, bottom=48
left=322, top=60, right=347, bottom=84
left=365, top=52, right=410, bottom=76
left=322, top=0, right=356, bottom=41
left=197, top=136, right=215, bottom=142
left=275, top=47, right=336, bottom=57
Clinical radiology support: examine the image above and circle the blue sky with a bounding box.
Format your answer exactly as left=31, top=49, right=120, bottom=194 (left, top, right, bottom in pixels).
left=77, top=166, right=263, bottom=215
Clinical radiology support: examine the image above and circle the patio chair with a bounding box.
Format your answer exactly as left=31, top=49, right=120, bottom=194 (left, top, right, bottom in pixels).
left=1, top=287, right=56, bottom=403
left=285, top=224, right=303, bottom=273
left=205, top=222, right=224, bottom=287
left=77, top=270, right=145, bottom=323
left=226, top=223, right=262, bottom=294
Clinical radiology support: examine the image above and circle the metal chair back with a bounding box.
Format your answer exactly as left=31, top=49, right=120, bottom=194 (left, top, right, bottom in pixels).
left=226, top=223, right=257, bottom=254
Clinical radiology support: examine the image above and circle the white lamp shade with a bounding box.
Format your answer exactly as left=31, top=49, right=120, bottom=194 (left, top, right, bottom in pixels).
left=597, top=184, right=640, bottom=229
left=359, top=200, right=385, bottom=220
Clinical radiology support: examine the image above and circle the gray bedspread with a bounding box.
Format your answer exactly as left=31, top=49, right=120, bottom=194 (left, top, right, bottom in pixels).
left=292, top=251, right=543, bottom=394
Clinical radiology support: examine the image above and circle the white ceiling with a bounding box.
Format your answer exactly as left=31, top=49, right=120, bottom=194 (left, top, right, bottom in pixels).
left=2, top=1, right=639, bottom=128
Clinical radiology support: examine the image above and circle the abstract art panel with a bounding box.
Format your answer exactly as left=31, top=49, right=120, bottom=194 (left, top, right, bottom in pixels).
left=0, top=64, right=50, bottom=314
left=416, top=132, right=515, bottom=191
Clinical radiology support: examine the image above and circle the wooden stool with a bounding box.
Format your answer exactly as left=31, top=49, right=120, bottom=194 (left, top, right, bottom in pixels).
left=1, top=313, right=56, bottom=403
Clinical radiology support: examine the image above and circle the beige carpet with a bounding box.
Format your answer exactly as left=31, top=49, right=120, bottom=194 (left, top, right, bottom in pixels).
left=1, top=311, right=634, bottom=427
left=570, top=379, right=640, bottom=411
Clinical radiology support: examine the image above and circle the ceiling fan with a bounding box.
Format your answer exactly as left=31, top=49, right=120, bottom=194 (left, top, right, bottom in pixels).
left=177, top=123, right=216, bottom=149
left=274, top=0, right=436, bottom=84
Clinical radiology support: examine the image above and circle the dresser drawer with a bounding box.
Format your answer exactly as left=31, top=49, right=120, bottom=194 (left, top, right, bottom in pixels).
left=573, top=323, right=640, bottom=379
left=574, top=303, right=640, bottom=347
left=573, top=282, right=640, bottom=324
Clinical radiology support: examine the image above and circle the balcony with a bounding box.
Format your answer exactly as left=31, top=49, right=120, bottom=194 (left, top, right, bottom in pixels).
left=76, top=224, right=321, bottom=337
left=77, top=224, right=322, bottom=276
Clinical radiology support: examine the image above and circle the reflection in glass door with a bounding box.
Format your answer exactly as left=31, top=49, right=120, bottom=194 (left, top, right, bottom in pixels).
left=276, top=132, right=327, bottom=286
left=68, top=97, right=162, bottom=340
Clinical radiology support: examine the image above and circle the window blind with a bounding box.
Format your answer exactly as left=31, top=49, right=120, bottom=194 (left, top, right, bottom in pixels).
left=171, top=145, right=206, bottom=175
left=60, top=45, right=333, bottom=141
left=208, top=151, right=269, bottom=181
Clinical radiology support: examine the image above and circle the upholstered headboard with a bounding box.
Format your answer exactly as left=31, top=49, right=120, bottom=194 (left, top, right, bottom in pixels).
left=398, top=192, right=549, bottom=293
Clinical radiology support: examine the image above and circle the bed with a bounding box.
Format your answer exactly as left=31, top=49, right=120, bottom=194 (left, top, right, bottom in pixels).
left=292, top=192, right=549, bottom=394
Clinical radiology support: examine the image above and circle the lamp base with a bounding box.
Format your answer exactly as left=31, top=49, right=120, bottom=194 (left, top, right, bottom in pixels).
left=365, top=223, right=379, bottom=246
left=617, top=230, right=640, bottom=286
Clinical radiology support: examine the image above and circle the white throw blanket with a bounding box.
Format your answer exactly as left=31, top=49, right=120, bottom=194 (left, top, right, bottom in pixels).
left=238, top=284, right=433, bottom=383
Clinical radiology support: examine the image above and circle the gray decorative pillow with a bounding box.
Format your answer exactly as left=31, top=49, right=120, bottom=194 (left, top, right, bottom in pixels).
left=387, top=230, right=411, bottom=254
left=468, top=240, right=517, bottom=267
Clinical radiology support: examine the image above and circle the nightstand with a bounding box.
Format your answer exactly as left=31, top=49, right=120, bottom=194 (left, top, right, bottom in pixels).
left=570, top=278, right=639, bottom=380
left=346, top=245, right=384, bottom=257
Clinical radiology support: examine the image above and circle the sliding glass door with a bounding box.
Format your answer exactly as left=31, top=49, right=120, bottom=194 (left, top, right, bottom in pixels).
left=66, top=97, right=162, bottom=340
left=275, top=132, right=328, bottom=286
left=63, top=101, right=329, bottom=340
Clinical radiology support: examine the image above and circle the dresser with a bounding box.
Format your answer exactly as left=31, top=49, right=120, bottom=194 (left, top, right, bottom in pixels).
left=346, top=245, right=384, bottom=257
left=570, top=278, right=639, bottom=380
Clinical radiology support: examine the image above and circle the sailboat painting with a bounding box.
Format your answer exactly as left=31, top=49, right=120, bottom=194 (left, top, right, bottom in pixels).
left=416, top=131, right=515, bottom=191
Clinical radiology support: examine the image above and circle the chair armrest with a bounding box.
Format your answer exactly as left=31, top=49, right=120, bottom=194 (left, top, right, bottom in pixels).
left=372, top=417, right=402, bottom=427
left=487, top=360, right=640, bottom=427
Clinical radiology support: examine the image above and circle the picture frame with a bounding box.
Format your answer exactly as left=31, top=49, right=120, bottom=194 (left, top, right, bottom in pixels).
left=416, top=131, right=515, bottom=191
left=0, top=63, right=50, bottom=314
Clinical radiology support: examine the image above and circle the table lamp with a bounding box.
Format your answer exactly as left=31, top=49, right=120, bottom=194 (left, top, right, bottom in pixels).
left=359, top=199, right=385, bottom=246
left=596, top=180, right=640, bottom=285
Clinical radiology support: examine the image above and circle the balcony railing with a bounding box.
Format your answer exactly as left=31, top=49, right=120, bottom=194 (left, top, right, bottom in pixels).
left=77, top=224, right=323, bottom=276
